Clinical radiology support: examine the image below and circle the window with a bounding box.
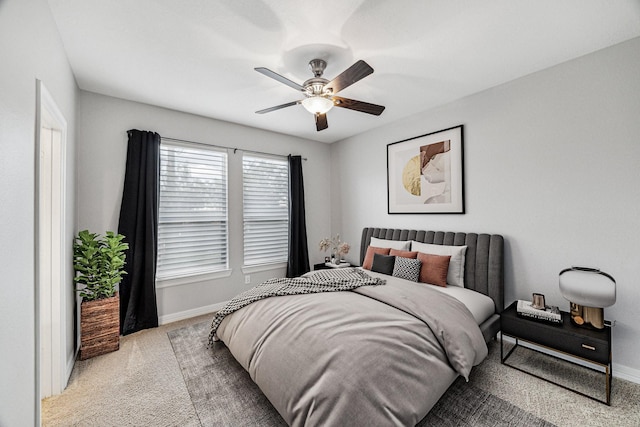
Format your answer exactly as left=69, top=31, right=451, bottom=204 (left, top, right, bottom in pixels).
left=242, top=154, right=289, bottom=266
left=157, top=141, right=228, bottom=280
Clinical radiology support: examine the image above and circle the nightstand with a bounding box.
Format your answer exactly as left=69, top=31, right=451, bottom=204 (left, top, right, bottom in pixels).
left=500, top=301, right=612, bottom=405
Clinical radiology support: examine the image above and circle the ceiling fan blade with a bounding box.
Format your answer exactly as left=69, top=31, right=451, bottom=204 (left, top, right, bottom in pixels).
left=256, top=100, right=301, bottom=114
left=255, top=67, right=305, bottom=92
left=324, top=60, right=374, bottom=94
left=332, top=96, right=385, bottom=116
left=315, top=113, right=328, bottom=131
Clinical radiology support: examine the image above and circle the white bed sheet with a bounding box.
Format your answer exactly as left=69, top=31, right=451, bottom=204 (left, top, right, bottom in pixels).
left=358, top=268, right=495, bottom=325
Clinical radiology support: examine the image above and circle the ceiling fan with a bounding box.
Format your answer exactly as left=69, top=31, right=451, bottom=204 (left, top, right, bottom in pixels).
left=255, top=59, right=385, bottom=131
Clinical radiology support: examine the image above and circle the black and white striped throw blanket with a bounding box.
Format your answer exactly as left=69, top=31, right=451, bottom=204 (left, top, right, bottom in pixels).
left=208, top=268, right=385, bottom=344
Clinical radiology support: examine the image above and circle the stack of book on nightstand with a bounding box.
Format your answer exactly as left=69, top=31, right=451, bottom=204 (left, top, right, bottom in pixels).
left=516, top=300, right=563, bottom=324
left=325, top=261, right=350, bottom=268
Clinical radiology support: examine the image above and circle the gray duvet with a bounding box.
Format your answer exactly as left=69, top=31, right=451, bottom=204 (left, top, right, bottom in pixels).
left=216, top=271, right=488, bottom=426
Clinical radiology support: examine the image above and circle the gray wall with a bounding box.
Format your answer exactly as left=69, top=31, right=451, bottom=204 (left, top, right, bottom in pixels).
left=77, top=92, right=332, bottom=321
left=331, top=37, right=640, bottom=378
left=0, top=0, right=78, bottom=424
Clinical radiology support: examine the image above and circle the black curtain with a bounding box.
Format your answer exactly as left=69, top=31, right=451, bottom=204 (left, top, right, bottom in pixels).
left=117, top=129, right=160, bottom=335
left=286, top=155, right=310, bottom=277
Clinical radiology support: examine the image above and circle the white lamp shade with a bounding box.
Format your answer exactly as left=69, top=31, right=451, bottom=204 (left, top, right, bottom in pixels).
left=559, top=267, right=616, bottom=308
left=301, top=96, right=334, bottom=115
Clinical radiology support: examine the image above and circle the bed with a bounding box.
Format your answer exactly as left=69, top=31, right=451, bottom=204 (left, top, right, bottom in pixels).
left=212, top=227, right=504, bottom=426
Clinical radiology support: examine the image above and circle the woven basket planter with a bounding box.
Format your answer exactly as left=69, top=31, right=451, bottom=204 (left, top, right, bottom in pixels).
left=79, top=293, right=120, bottom=360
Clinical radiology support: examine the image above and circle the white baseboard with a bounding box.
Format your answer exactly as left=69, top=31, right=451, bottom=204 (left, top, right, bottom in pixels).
left=158, top=301, right=228, bottom=326
left=66, top=351, right=75, bottom=385
left=614, top=363, right=640, bottom=384
left=500, top=334, right=640, bottom=385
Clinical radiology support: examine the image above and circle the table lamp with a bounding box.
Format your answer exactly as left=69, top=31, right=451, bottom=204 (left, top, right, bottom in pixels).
left=559, top=267, right=616, bottom=329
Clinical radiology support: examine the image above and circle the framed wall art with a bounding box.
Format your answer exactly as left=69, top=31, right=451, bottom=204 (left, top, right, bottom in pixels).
left=387, top=125, right=464, bottom=214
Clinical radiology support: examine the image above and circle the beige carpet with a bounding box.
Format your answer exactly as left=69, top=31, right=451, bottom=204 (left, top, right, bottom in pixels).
left=41, top=315, right=210, bottom=426
left=43, top=314, right=640, bottom=426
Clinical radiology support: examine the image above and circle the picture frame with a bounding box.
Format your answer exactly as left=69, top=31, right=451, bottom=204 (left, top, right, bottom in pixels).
left=532, top=293, right=546, bottom=310
left=387, top=125, right=464, bottom=214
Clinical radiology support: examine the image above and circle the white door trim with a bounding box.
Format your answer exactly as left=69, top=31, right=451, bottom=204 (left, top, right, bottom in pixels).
left=35, top=80, right=69, bottom=406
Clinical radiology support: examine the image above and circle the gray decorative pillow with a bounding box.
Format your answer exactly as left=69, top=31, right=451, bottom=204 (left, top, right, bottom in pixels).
left=392, top=257, right=422, bottom=282
left=371, top=253, right=396, bottom=276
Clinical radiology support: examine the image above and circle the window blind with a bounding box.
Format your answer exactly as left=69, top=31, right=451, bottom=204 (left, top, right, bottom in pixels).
left=242, top=154, right=289, bottom=266
left=157, top=141, right=228, bottom=279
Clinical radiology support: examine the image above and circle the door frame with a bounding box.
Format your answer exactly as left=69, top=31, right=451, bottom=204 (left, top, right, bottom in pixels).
left=35, top=80, right=69, bottom=405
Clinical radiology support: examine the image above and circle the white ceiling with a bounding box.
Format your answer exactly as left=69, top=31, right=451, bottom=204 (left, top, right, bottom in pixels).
left=48, top=0, right=640, bottom=143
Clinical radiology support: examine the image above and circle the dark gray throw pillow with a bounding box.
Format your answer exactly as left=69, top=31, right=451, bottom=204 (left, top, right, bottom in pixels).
left=371, top=253, right=396, bottom=275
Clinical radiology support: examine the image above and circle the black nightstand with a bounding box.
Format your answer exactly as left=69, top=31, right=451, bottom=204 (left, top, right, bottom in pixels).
left=501, top=301, right=612, bottom=405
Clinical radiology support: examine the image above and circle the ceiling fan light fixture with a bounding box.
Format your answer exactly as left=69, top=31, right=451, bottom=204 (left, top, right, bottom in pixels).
left=301, top=96, right=334, bottom=115
left=254, top=59, right=384, bottom=130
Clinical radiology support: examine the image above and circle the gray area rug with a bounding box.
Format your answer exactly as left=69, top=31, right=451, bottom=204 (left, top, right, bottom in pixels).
left=168, top=321, right=555, bottom=427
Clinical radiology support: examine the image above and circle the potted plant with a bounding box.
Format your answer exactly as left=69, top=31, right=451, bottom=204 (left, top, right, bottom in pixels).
left=73, top=230, right=128, bottom=360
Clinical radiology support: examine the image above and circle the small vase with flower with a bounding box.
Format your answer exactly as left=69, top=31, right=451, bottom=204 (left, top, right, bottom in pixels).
left=319, top=234, right=351, bottom=265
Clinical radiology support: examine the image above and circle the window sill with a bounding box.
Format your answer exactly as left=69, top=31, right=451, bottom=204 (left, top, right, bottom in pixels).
left=156, top=268, right=233, bottom=289
left=241, top=262, right=287, bottom=274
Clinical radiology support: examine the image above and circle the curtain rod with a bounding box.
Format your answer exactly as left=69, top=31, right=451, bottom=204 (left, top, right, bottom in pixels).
left=161, top=136, right=307, bottom=161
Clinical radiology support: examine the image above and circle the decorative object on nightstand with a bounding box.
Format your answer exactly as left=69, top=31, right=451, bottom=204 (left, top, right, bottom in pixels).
left=319, top=234, right=350, bottom=264
left=531, top=293, right=545, bottom=309
left=559, top=266, right=616, bottom=329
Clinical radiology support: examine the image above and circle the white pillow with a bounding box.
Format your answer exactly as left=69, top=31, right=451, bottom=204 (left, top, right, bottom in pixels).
left=370, top=237, right=411, bottom=251
left=411, top=241, right=467, bottom=287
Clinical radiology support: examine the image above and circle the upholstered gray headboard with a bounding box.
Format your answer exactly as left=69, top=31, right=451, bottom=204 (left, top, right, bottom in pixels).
left=360, top=227, right=504, bottom=314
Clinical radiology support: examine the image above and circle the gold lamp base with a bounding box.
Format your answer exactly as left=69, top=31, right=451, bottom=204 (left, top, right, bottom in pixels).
left=569, top=302, right=605, bottom=329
